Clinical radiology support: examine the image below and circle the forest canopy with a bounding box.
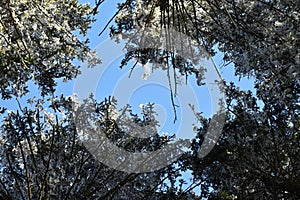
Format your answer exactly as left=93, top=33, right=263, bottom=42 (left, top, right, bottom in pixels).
left=0, top=0, right=299, bottom=199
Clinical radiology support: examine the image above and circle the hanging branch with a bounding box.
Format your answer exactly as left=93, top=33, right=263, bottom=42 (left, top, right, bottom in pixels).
left=98, top=0, right=133, bottom=36
left=92, top=0, right=105, bottom=15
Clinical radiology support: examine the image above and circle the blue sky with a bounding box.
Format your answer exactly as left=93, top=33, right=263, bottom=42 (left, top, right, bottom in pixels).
left=74, top=0, right=255, bottom=128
